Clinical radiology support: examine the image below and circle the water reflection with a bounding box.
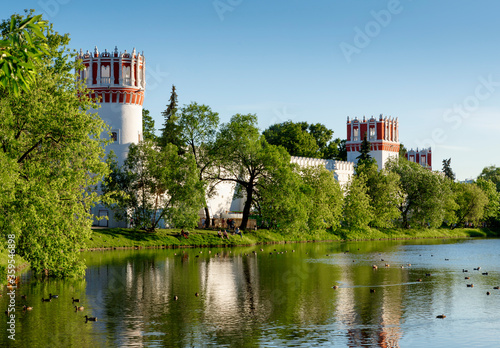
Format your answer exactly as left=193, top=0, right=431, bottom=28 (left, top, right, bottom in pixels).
left=1, top=239, right=499, bottom=347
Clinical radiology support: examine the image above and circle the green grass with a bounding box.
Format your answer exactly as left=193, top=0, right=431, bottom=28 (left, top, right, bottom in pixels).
left=87, top=226, right=500, bottom=250
left=0, top=246, right=30, bottom=285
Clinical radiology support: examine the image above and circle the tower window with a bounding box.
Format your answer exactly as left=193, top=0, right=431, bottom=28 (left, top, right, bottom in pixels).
left=353, top=128, right=359, bottom=141
left=111, top=132, right=118, bottom=142
left=369, top=127, right=375, bottom=139
left=101, top=65, right=110, bottom=84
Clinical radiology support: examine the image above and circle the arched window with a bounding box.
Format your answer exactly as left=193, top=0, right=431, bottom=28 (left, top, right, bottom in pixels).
left=122, top=66, right=131, bottom=85
left=101, top=65, right=110, bottom=84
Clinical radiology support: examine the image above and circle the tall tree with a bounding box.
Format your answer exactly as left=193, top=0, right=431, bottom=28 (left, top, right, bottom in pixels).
left=263, top=121, right=342, bottom=160
left=214, top=114, right=291, bottom=229
left=398, top=143, right=407, bottom=158
left=442, top=158, right=455, bottom=181
left=336, top=139, right=347, bottom=161
left=142, top=109, right=157, bottom=142
left=301, top=166, right=344, bottom=231
left=0, top=12, right=109, bottom=277
left=478, top=166, right=500, bottom=192
left=356, top=162, right=402, bottom=228
left=178, top=102, right=220, bottom=228
left=263, top=121, right=318, bottom=158
left=103, top=141, right=204, bottom=232
left=475, top=178, right=500, bottom=226
left=386, top=157, right=448, bottom=228
left=343, top=174, right=373, bottom=230
left=255, top=161, right=308, bottom=232
left=159, top=85, right=183, bottom=150
left=452, top=182, right=488, bottom=227
left=356, top=134, right=376, bottom=168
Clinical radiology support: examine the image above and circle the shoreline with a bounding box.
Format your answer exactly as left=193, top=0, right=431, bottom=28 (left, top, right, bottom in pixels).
left=2, top=227, right=498, bottom=281
left=84, top=226, right=499, bottom=251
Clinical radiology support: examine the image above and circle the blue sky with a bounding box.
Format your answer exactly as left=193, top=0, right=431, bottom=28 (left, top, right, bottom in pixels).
left=3, top=1, right=500, bottom=180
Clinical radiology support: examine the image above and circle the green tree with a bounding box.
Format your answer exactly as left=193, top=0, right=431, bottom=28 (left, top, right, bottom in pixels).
left=356, top=162, right=402, bottom=228
left=343, top=174, right=373, bottom=230
left=301, top=166, right=343, bottom=231
left=336, top=139, right=347, bottom=161
left=0, top=11, right=48, bottom=95
left=478, top=166, right=500, bottom=192
left=263, top=121, right=318, bottom=158
left=0, top=12, right=109, bottom=277
left=262, top=121, right=342, bottom=160
left=398, top=143, right=407, bottom=158
left=142, top=109, right=157, bottom=142
left=159, top=85, right=183, bottom=151
left=452, top=182, right=488, bottom=227
left=355, top=134, right=376, bottom=169
left=475, top=178, right=500, bottom=225
left=104, top=141, right=204, bottom=232
left=214, top=114, right=292, bottom=229
left=255, top=161, right=309, bottom=232
left=442, top=158, right=455, bottom=181
left=178, top=102, right=220, bottom=228
left=387, top=157, right=448, bottom=228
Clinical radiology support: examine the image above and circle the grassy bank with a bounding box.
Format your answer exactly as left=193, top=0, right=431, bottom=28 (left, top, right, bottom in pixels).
left=86, top=226, right=500, bottom=250
left=0, top=246, right=30, bottom=285
left=1, top=227, right=497, bottom=280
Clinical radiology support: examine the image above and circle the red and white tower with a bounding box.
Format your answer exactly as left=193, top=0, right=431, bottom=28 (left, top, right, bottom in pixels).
left=346, top=115, right=400, bottom=170
left=405, top=148, right=432, bottom=170
left=77, top=46, right=145, bottom=164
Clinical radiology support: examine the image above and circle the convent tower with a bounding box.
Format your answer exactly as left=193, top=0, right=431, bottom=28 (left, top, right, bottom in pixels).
left=346, top=115, right=400, bottom=170
left=77, top=46, right=145, bottom=164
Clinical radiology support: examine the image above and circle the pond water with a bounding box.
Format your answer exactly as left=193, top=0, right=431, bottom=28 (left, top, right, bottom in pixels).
left=1, top=238, right=500, bottom=347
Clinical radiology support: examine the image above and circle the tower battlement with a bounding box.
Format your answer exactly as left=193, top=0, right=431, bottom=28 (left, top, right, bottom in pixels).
left=346, top=114, right=400, bottom=170
left=78, top=46, right=146, bottom=166
left=77, top=46, right=145, bottom=106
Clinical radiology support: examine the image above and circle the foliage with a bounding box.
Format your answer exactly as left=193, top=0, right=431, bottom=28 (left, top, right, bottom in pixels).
left=398, top=143, right=407, bottom=158
left=386, top=157, right=449, bottom=229
left=356, top=162, right=402, bottom=228
left=256, top=162, right=309, bottom=232
left=263, top=121, right=318, bottom=157
left=262, top=121, right=343, bottom=159
left=0, top=10, right=48, bottom=95
left=0, top=12, right=109, bottom=277
left=355, top=133, right=376, bottom=168
left=337, top=139, right=347, bottom=161
left=478, top=165, right=500, bottom=192
left=103, top=141, right=204, bottom=232
left=452, top=181, right=488, bottom=226
left=475, top=178, right=500, bottom=224
left=214, top=114, right=293, bottom=229
left=301, top=166, right=343, bottom=231
left=442, top=158, right=455, bottom=181
left=159, top=85, right=183, bottom=151
left=343, top=174, right=373, bottom=230
left=178, top=102, right=220, bottom=227
left=142, top=109, right=157, bottom=142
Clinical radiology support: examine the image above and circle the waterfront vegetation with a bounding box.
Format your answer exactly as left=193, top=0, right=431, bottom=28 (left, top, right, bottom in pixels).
left=2, top=11, right=500, bottom=279
left=85, top=226, right=499, bottom=249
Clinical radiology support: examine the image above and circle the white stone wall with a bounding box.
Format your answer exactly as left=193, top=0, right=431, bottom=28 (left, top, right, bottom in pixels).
left=98, top=103, right=143, bottom=165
